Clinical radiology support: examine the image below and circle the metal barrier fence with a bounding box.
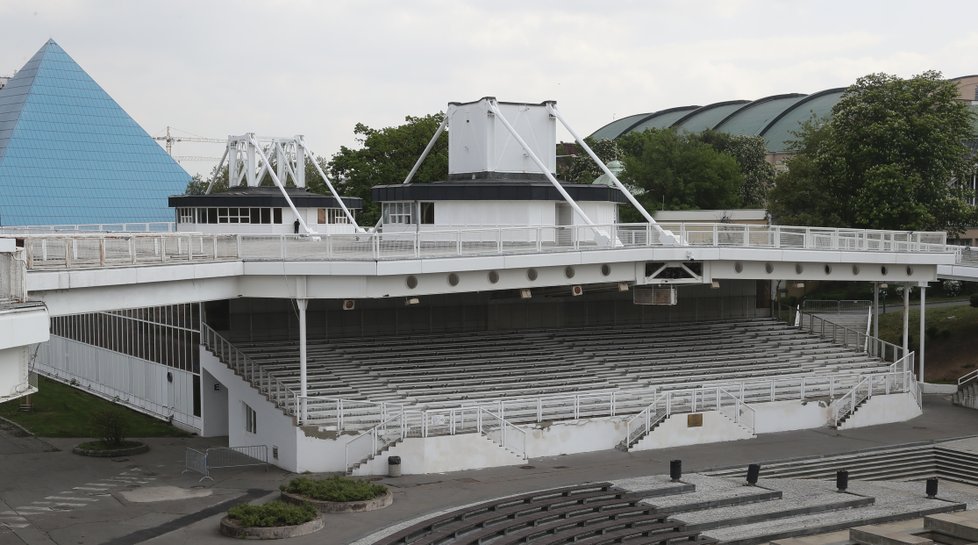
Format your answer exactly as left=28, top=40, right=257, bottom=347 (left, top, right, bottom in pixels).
left=6, top=222, right=952, bottom=270
left=183, top=445, right=268, bottom=481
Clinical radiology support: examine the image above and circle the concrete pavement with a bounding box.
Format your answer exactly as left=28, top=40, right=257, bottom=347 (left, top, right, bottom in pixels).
left=2, top=395, right=978, bottom=545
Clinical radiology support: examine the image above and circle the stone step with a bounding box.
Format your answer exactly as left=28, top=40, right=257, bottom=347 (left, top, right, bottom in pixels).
left=924, top=511, right=978, bottom=543
left=678, top=487, right=874, bottom=532
left=703, top=479, right=966, bottom=545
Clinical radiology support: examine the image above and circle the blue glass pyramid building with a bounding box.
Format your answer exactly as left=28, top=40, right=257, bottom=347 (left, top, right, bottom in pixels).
left=0, top=40, right=190, bottom=226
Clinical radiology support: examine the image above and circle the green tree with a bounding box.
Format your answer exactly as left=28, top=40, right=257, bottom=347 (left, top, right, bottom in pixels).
left=617, top=129, right=743, bottom=220
left=559, top=138, right=622, bottom=184
left=695, top=131, right=775, bottom=207
left=328, top=113, right=448, bottom=225
left=770, top=71, right=978, bottom=232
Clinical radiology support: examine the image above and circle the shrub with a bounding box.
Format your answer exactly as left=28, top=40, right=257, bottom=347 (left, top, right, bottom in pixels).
left=971, top=293, right=978, bottom=307
left=227, top=501, right=317, bottom=528
left=943, top=279, right=962, bottom=297
left=281, top=476, right=387, bottom=502
left=94, top=408, right=127, bottom=447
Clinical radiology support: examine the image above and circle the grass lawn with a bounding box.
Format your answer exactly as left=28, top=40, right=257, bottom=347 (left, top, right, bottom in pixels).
left=0, top=375, right=191, bottom=438
left=877, top=304, right=978, bottom=383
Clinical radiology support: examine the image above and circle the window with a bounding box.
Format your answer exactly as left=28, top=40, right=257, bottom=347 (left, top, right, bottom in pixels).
left=274, top=208, right=282, bottom=224
left=419, top=202, right=435, bottom=224
left=383, top=202, right=413, bottom=224
left=318, top=208, right=355, bottom=224
left=244, top=403, right=257, bottom=433
left=178, top=208, right=194, bottom=223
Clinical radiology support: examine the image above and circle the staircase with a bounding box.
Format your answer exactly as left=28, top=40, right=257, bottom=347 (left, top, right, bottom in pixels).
left=952, top=369, right=978, bottom=409
left=705, top=442, right=978, bottom=487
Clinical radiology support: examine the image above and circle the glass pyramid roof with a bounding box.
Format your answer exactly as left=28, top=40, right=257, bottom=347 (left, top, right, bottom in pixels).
left=0, top=40, right=190, bottom=226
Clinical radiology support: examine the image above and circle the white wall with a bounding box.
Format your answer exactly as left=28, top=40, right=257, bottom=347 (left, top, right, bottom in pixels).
left=201, top=349, right=306, bottom=472
left=752, top=400, right=831, bottom=434
left=200, top=368, right=228, bottom=437
left=836, top=392, right=922, bottom=430
left=524, top=417, right=625, bottom=458
left=630, top=412, right=754, bottom=451
left=353, top=434, right=525, bottom=476
left=37, top=336, right=199, bottom=431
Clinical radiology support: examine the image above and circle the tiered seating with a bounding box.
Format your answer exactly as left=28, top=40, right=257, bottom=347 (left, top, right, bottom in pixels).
left=372, top=482, right=716, bottom=545
left=228, top=317, right=893, bottom=415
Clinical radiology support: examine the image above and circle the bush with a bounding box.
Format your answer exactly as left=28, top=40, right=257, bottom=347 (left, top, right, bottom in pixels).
left=227, top=501, right=317, bottom=528
left=94, top=408, right=127, bottom=447
left=943, top=280, right=962, bottom=297
left=971, top=293, right=978, bottom=307
left=281, top=476, right=387, bottom=502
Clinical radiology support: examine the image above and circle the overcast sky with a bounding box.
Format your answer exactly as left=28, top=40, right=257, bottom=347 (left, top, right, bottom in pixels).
left=2, top=1, right=978, bottom=175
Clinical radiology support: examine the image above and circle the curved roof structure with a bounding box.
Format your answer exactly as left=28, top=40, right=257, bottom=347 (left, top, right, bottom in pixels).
left=623, top=106, right=700, bottom=134
left=761, top=88, right=844, bottom=153
left=672, top=101, right=750, bottom=133
left=590, top=77, right=978, bottom=155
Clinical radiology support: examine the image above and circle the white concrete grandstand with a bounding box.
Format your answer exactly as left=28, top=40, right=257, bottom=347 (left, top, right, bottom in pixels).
left=0, top=96, right=971, bottom=477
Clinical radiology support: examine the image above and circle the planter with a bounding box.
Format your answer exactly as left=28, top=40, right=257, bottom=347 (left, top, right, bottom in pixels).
left=280, top=488, right=393, bottom=513
left=72, top=440, right=149, bottom=457
left=219, top=515, right=324, bottom=539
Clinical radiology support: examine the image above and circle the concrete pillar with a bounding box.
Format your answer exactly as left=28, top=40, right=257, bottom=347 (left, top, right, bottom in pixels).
left=297, top=298, right=308, bottom=422
left=919, top=285, right=926, bottom=383
left=902, top=285, right=910, bottom=357
left=872, top=282, right=880, bottom=339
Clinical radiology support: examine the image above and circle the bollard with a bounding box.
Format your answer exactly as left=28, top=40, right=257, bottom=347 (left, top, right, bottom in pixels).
left=836, top=470, right=849, bottom=492
left=670, top=460, right=682, bottom=482
left=746, top=463, right=760, bottom=486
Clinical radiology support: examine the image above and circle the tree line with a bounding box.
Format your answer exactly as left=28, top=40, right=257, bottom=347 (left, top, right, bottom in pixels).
left=189, top=70, right=978, bottom=233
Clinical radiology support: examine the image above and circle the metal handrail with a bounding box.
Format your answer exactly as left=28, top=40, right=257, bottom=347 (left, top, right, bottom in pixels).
left=200, top=325, right=298, bottom=416
left=958, top=368, right=978, bottom=387
left=9, top=222, right=952, bottom=271
left=799, top=310, right=904, bottom=362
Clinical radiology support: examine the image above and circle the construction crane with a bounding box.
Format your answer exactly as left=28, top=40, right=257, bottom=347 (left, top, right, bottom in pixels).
left=154, top=126, right=225, bottom=155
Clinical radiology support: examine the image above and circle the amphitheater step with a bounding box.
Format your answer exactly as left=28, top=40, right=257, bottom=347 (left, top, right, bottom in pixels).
left=701, top=479, right=966, bottom=545
left=371, top=482, right=709, bottom=545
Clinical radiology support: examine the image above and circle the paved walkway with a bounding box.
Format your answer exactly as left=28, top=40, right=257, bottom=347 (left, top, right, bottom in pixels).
left=1, top=395, right=978, bottom=545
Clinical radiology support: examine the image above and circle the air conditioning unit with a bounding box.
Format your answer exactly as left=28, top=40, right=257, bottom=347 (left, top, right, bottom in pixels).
left=342, top=299, right=356, bottom=311
left=571, top=285, right=583, bottom=297
left=633, top=286, right=678, bottom=306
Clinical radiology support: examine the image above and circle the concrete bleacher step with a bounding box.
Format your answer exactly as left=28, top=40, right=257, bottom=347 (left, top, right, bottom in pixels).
left=700, top=478, right=966, bottom=545
left=371, top=481, right=709, bottom=545
left=707, top=443, right=978, bottom=488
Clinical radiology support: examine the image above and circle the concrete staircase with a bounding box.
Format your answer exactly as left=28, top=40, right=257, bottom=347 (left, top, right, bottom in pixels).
left=705, top=442, right=978, bottom=487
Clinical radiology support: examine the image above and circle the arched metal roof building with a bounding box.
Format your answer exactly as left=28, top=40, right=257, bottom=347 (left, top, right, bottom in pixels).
left=591, top=76, right=978, bottom=159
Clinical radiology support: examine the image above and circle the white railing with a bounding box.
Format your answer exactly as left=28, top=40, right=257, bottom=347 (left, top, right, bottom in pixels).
left=18, top=233, right=239, bottom=269
left=624, top=386, right=755, bottom=449
left=8, top=222, right=951, bottom=270
left=343, top=406, right=526, bottom=472
left=832, top=367, right=917, bottom=427
left=201, top=325, right=299, bottom=417
left=958, top=369, right=978, bottom=389
left=0, top=222, right=175, bottom=234
left=479, top=408, right=527, bottom=459
left=799, top=311, right=905, bottom=362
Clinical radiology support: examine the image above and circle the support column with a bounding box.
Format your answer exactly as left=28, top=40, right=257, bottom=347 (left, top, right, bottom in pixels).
left=872, top=282, right=880, bottom=339
left=297, top=298, right=308, bottom=423
left=902, top=284, right=910, bottom=357
left=919, top=284, right=926, bottom=384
